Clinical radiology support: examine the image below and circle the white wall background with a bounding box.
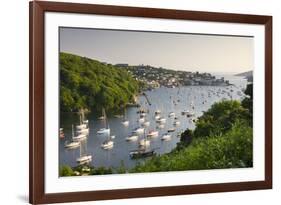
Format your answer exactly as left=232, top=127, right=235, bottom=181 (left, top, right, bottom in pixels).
left=0, top=0, right=279, bottom=204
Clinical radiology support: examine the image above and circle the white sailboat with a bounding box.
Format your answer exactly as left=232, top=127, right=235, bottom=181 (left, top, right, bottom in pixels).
left=138, top=117, right=145, bottom=123
left=101, top=137, right=114, bottom=150
left=155, top=115, right=161, bottom=120
left=97, top=128, right=110, bottom=135
left=142, top=121, right=150, bottom=127
left=97, top=108, right=110, bottom=135
left=156, top=124, right=165, bottom=129
left=72, top=133, right=87, bottom=142
left=138, top=128, right=150, bottom=147
left=133, top=127, right=145, bottom=134
left=76, top=128, right=89, bottom=135
left=98, top=107, right=106, bottom=120
left=173, top=120, right=180, bottom=126
left=76, top=124, right=87, bottom=130
left=64, top=125, right=80, bottom=149
left=168, top=112, right=176, bottom=118
left=76, top=141, right=92, bottom=165
left=147, top=130, right=159, bottom=138
left=76, top=113, right=89, bottom=131
left=156, top=117, right=166, bottom=124
left=167, top=127, right=176, bottom=132
left=101, top=131, right=114, bottom=149
left=126, top=135, right=138, bottom=142
left=121, top=108, right=129, bottom=126
left=168, top=98, right=175, bottom=118
left=121, top=120, right=129, bottom=126
left=155, top=109, right=161, bottom=115
left=139, top=139, right=150, bottom=147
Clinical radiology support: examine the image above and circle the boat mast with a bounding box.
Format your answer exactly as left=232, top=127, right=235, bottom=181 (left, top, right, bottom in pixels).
left=124, top=108, right=127, bottom=120
left=72, top=124, right=74, bottom=140
left=79, top=140, right=82, bottom=158
left=143, top=127, right=146, bottom=150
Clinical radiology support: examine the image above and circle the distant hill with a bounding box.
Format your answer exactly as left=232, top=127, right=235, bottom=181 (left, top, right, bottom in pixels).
left=236, top=71, right=253, bottom=77
left=236, top=70, right=253, bottom=82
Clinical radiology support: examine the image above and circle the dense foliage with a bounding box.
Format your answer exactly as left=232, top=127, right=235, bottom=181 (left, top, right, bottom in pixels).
left=59, top=165, right=74, bottom=176
left=131, top=121, right=252, bottom=172
left=60, top=52, right=140, bottom=112
left=241, top=83, right=253, bottom=123
left=193, top=100, right=250, bottom=138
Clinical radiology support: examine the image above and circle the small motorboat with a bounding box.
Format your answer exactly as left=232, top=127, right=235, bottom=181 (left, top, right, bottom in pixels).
left=139, top=139, right=150, bottom=147
left=133, top=127, right=145, bottom=134
left=155, top=109, right=161, bottom=115
left=167, top=128, right=176, bottom=132
left=76, top=155, right=92, bottom=164
left=121, top=120, right=129, bottom=126
left=142, top=121, right=150, bottom=127
left=181, top=110, right=190, bottom=115
left=83, top=120, right=89, bottom=124
left=156, top=117, right=166, bottom=124
left=76, top=124, right=87, bottom=130
left=161, top=134, right=172, bottom=141
left=156, top=124, right=165, bottom=129
left=97, top=128, right=110, bottom=135
left=76, top=128, right=89, bottom=135
left=98, top=116, right=105, bottom=120
left=155, top=115, right=161, bottom=120
left=140, top=113, right=146, bottom=117
left=138, top=117, right=145, bottom=123
left=168, top=112, right=176, bottom=118
left=126, top=135, right=138, bottom=142
left=186, top=112, right=195, bottom=118
left=101, top=140, right=114, bottom=150
left=177, top=131, right=183, bottom=138
left=130, top=149, right=155, bottom=159
left=73, top=134, right=87, bottom=142
left=64, top=141, right=80, bottom=149
left=114, top=114, right=123, bottom=118
left=173, top=120, right=180, bottom=126
left=147, top=130, right=159, bottom=138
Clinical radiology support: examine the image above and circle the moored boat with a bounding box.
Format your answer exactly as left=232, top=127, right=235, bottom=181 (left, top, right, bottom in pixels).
left=76, top=155, right=92, bottom=164
left=156, top=117, right=166, bottom=124
left=139, top=138, right=150, bottom=147
left=161, top=133, right=172, bottom=141
left=73, top=134, right=87, bottom=141
left=147, top=130, right=159, bottom=138
left=97, top=128, right=110, bottom=135
left=167, top=127, right=176, bottom=132
left=126, top=135, right=138, bottom=142
left=133, top=127, right=145, bottom=134
left=101, top=139, right=114, bottom=150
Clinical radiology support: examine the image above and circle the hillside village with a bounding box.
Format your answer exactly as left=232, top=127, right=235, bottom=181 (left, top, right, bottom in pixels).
left=114, top=64, right=229, bottom=89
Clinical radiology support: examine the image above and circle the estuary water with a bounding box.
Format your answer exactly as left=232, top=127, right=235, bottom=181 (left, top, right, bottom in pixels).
left=59, top=75, right=248, bottom=170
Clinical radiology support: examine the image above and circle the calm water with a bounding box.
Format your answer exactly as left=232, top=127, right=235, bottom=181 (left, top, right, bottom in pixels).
left=59, top=75, right=248, bottom=170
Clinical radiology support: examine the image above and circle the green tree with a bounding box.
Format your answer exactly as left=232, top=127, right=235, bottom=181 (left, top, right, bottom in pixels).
left=193, top=100, right=249, bottom=138
left=59, top=52, right=140, bottom=112
left=59, top=165, right=74, bottom=176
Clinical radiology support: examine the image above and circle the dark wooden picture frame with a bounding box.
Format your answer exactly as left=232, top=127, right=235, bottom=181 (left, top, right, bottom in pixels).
left=29, top=1, right=272, bottom=204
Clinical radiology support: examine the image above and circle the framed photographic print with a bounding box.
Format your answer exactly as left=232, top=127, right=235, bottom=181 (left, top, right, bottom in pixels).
left=29, top=1, right=272, bottom=204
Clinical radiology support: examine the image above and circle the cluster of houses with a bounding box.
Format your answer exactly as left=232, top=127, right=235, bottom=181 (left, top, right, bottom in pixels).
left=115, top=64, right=229, bottom=89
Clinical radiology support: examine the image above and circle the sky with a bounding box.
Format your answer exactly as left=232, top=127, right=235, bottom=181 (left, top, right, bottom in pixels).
left=60, top=27, right=254, bottom=73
